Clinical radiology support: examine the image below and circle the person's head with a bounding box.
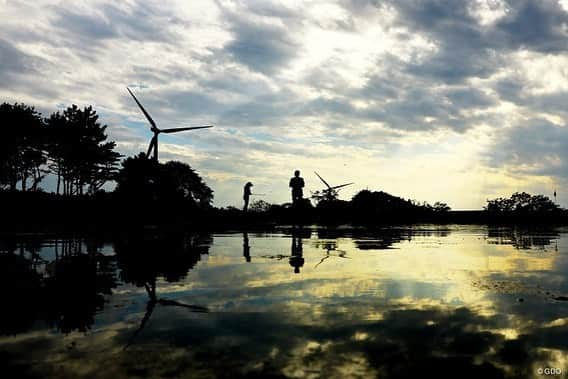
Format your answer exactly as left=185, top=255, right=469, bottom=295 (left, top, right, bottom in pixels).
left=245, top=182, right=253, bottom=187
left=294, top=170, right=300, bottom=177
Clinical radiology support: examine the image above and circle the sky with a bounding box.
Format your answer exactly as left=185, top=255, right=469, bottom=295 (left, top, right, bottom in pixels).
left=1, top=0, right=568, bottom=209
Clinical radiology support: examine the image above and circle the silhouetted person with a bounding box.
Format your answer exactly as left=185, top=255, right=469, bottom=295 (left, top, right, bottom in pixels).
left=243, top=232, right=251, bottom=262
left=289, top=170, right=305, bottom=206
left=289, top=235, right=304, bottom=274
left=243, top=182, right=253, bottom=211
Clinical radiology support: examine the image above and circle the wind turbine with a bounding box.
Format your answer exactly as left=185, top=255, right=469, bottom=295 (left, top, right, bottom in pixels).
left=127, top=87, right=213, bottom=161
left=314, top=171, right=354, bottom=201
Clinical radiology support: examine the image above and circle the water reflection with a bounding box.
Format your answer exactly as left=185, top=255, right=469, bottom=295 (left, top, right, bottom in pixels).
left=243, top=232, right=251, bottom=262
left=113, top=231, right=211, bottom=349
left=289, top=228, right=305, bottom=274
left=486, top=226, right=560, bottom=250
left=0, top=237, right=118, bottom=335
left=1, top=225, right=568, bottom=378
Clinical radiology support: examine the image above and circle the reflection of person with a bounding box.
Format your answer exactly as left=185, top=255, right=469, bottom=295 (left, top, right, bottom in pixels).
left=289, top=235, right=304, bottom=274
left=289, top=170, right=305, bottom=205
left=243, top=182, right=253, bottom=211
left=243, top=232, right=251, bottom=262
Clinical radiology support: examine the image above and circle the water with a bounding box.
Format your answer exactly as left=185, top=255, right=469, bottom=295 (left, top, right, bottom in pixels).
left=1, top=225, right=568, bottom=378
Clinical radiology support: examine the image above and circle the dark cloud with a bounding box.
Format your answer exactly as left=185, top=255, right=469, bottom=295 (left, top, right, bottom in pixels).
left=406, top=47, right=502, bottom=83
left=493, top=77, right=526, bottom=103
left=386, top=0, right=497, bottom=83
left=52, top=8, right=117, bottom=41
left=489, top=118, right=568, bottom=178
left=223, top=21, right=298, bottom=75
left=218, top=3, right=302, bottom=75
left=442, top=87, right=496, bottom=109
left=100, top=3, right=178, bottom=42
left=377, top=0, right=568, bottom=85
left=49, top=3, right=176, bottom=49
left=0, top=39, right=58, bottom=99
left=0, top=39, right=42, bottom=80
left=495, top=0, right=568, bottom=53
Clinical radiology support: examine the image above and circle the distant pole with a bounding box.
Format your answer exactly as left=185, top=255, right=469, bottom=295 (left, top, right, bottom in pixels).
left=554, top=189, right=557, bottom=203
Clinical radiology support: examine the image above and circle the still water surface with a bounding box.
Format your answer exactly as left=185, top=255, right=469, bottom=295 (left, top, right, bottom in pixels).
left=2, top=225, right=568, bottom=378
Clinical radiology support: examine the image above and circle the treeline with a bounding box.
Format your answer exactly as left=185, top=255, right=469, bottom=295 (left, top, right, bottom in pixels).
left=222, top=190, right=567, bottom=227
left=216, top=190, right=453, bottom=226
left=0, top=102, right=121, bottom=195
left=0, top=101, right=216, bottom=231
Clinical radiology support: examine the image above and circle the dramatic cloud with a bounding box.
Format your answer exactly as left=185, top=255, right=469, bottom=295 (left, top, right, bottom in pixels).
left=1, top=0, right=568, bottom=208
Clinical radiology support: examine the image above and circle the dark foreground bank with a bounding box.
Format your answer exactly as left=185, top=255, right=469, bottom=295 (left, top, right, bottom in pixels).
left=2, top=190, right=568, bottom=233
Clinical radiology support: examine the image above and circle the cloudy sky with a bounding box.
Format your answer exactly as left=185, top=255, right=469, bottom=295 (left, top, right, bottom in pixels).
left=2, top=0, right=568, bottom=209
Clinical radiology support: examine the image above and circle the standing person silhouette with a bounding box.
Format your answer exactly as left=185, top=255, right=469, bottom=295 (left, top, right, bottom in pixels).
left=289, top=170, right=305, bottom=206
left=243, top=182, right=253, bottom=212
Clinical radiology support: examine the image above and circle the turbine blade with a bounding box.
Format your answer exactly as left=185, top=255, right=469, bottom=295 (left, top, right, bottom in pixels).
left=127, top=87, right=158, bottom=130
left=331, top=183, right=354, bottom=190
left=161, top=125, right=213, bottom=134
left=314, top=171, right=332, bottom=189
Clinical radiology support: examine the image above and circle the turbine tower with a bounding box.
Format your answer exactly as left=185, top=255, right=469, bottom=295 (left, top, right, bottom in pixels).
left=127, top=87, right=213, bottom=161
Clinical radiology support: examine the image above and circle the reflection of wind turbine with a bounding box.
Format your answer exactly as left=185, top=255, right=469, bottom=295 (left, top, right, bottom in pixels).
left=126, top=87, right=213, bottom=161
left=314, top=171, right=353, bottom=201
left=124, top=279, right=207, bottom=350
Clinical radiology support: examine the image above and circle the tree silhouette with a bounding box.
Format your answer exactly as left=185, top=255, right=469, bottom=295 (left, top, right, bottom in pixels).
left=249, top=199, right=272, bottom=212
left=160, top=161, right=214, bottom=207
left=45, top=105, right=121, bottom=195
left=115, top=154, right=213, bottom=208
left=432, top=201, right=451, bottom=213
left=485, top=192, right=559, bottom=213
left=311, top=189, right=340, bottom=204
left=0, top=103, right=47, bottom=191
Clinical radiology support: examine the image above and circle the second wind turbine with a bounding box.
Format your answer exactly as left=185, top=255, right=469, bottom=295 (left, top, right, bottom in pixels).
left=127, top=87, right=213, bottom=162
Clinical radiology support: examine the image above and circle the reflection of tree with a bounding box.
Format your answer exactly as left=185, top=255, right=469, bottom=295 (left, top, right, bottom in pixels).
left=44, top=253, right=116, bottom=333
left=486, top=227, right=560, bottom=250
left=44, top=237, right=117, bottom=333
left=350, top=228, right=451, bottom=250
left=114, top=232, right=211, bottom=284
left=0, top=232, right=211, bottom=337
left=113, top=231, right=211, bottom=348
left=0, top=236, right=118, bottom=335
left=353, top=229, right=412, bottom=250
left=0, top=254, right=43, bottom=335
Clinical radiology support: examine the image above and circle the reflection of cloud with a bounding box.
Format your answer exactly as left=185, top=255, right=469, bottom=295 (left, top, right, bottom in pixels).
left=4, top=300, right=568, bottom=378
left=3, top=227, right=568, bottom=377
